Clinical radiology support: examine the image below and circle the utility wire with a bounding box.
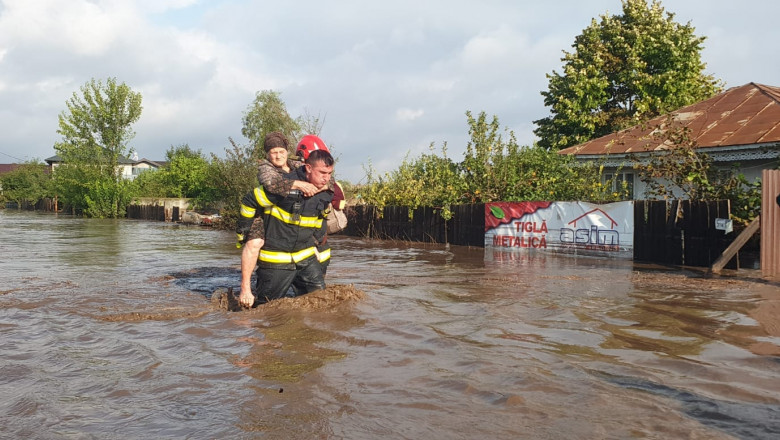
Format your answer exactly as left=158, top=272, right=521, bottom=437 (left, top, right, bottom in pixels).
left=0, top=150, right=25, bottom=162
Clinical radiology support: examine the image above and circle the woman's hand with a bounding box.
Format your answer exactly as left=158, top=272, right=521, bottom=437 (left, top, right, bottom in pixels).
left=292, top=180, right=321, bottom=197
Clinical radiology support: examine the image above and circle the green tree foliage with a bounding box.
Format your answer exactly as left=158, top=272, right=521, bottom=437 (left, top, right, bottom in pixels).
left=131, top=145, right=211, bottom=199
left=361, top=144, right=464, bottom=219
left=295, top=108, right=326, bottom=139
left=241, top=90, right=300, bottom=159
left=461, top=111, right=503, bottom=202
left=129, top=166, right=170, bottom=198
left=84, top=178, right=134, bottom=218
left=460, top=112, right=623, bottom=203
left=198, top=138, right=258, bottom=227
left=534, top=0, right=721, bottom=150
left=165, top=145, right=209, bottom=197
left=0, top=161, right=52, bottom=207
left=359, top=111, right=624, bottom=219
left=53, top=77, right=143, bottom=217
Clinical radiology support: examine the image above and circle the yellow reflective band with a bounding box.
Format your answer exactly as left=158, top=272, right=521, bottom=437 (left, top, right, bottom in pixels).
left=267, top=206, right=323, bottom=228
left=317, top=248, right=331, bottom=262
left=240, top=204, right=256, bottom=218
left=259, top=246, right=317, bottom=264
left=254, top=187, right=273, bottom=208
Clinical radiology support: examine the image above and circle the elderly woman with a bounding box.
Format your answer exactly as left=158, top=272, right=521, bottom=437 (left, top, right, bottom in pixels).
left=237, top=132, right=320, bottom=307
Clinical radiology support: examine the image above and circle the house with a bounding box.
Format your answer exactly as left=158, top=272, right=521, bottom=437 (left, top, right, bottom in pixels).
left=558, top=82, right=780, bottom=199
left=130, top=158, right=166, bottom=179
left=0, top=164, right=22, bottom=175
left=44, top=155, right=166, bottom=180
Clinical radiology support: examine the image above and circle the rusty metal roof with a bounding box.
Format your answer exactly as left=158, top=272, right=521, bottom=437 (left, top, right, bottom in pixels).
left=0, top=163, right=22, bottom=174
left=558, top=82, right=780, bottom=156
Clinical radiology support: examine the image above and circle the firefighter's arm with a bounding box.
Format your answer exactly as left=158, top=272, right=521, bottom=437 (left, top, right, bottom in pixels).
left=236, top=188, right=262, bottom=247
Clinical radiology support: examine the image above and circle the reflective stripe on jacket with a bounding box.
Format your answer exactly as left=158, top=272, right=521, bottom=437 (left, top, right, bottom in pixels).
left=259, top=246, right=318, bottom=264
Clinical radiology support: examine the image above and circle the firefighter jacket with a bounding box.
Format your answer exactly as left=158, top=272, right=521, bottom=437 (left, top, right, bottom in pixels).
left=239, top=168, right=333, bottom=266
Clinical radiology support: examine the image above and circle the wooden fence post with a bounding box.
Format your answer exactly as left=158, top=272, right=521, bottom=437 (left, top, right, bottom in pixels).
left=762, top=170, right=780, bottom=278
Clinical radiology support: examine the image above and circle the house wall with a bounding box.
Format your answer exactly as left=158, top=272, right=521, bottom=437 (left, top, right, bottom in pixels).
left=593, top=155, right=777, bottom=200
left=119, top=164, right=134, bottom=180
left=737, top=158, right=778, bottom=183
left=131, top=162, right=159, bottom=180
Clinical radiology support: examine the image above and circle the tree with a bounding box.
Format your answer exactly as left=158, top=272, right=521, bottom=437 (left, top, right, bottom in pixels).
left=130, top=145, right=210, bottom=199
left=198, top=137, right=258, bottom=225
left=241, top=90, right=300, bottom=159
left=0, top=161, right=52, bottom=208
left=162, top=145, right=210, bottom=198
left=534, top=0, right=721, bottom=150
left=53, top=77, right=143, bottom=217
left=295, top=108, right=326, bottom=139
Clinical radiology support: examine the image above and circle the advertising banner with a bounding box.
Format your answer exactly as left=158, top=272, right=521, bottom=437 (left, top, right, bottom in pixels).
left=485, top=201, right=634, bottom=258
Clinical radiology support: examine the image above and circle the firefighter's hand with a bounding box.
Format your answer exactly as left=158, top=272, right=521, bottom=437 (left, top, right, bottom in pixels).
left=239, top=289, right=254, bottom=308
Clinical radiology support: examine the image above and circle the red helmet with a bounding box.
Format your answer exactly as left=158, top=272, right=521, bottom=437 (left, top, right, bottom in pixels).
left=296, top=134, right=329, bottom=160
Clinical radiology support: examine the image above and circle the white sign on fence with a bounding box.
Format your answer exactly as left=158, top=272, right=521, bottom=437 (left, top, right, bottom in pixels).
left=715, top=218, right=733, bottom=234
left=484, top=201, right=634, bottom=259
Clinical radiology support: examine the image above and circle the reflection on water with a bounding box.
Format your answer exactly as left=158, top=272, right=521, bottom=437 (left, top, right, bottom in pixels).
left=600, top=372, right=780, bottom=439
left=1, top=210, right=779, bottom=439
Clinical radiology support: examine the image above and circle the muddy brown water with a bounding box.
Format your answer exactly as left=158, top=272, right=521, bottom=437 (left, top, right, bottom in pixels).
left=1, top=210, right=779, bottom=439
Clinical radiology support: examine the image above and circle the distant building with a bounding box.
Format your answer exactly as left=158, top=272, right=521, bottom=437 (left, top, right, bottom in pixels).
left=44, top=155, right=167, bottom=180
left=131, top=158, right=166, bottom=179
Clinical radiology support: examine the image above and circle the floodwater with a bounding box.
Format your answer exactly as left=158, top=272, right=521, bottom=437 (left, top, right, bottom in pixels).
left=1, top=210, right=779, bottom=440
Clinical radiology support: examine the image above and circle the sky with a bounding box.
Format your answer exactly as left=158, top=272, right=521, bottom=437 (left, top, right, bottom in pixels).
left=0, top=0, right=778, bottom=183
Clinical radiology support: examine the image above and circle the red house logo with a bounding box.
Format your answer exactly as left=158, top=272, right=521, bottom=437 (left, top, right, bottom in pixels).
left=560, top=208, right=620, bottom=250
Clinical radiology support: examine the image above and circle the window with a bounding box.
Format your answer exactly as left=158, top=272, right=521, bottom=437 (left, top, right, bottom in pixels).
left=604, top=172, right=634, bottom=199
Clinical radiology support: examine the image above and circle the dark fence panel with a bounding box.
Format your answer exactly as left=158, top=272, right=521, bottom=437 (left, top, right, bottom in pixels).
left=127, top=204, right=165, bottom=221
left=343, top=205, right=379, bottom=238
left=633, top=200, right=683, bottom=266
left=633, top=199, right=749, bottom=268
left=343, top=204, right=485, bottom=246
left=382, top=206, right=412, bottom=240
left=681, top=200, right=731, bottom=267
left=412, top=206, right=447, bottom=243
left=448, top=204, right=486, bottom=247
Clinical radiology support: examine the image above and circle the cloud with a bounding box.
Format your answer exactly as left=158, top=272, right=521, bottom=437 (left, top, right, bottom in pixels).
left=396, top=108, right=424, bottom=122
left=0, top=0, right=136, bottom=56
